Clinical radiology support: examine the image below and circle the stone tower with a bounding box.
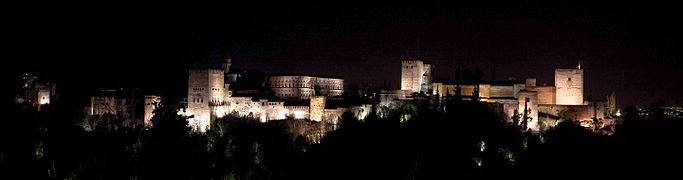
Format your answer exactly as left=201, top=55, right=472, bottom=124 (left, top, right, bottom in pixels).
left=309, top=96, right=326, bottom=122
left=555, top=68, right=584, bottom=105
left=188, top=69, right=225, bottom=132
left=401, top=60, right=432, bottom=93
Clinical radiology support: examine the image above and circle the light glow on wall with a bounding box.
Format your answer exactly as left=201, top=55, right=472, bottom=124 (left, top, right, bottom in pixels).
left=215, top=107, right=226, bottom=118
left=39, top=98, right=49, bottom=105
left=277, top=110, right=287, bottom=120
left=181, top=110, right=193, bottom=116
left=291, top=110, right=307, bottom=119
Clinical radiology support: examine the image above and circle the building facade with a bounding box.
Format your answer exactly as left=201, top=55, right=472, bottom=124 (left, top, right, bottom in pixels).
left=179, top=58, right=367, bottom=133
left=266, top=75, right=344, bottom=100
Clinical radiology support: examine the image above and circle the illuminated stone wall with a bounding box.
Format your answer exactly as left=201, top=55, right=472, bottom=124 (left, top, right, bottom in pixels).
left=431, top=83, right=456, bottom=97
left=309, top=96, right=326, bottom=121
left=421, top=64, right=432, bottom=93
left=538, top=101, right=605, bottom=122
left=221, top=95, right=348, bottom=123
left=460, top=84, right=491, bottom=98
left=479, top=84, right=491, bottom=98
left=518, top=91, right=539, bottom=131
left=226, top=97, right=263, bottom=119
left=285, top=106, right=309, bottom=119
left=534, top=86, right=556, bottom=105
left=460, top=85, right=475, bottom=97
left=220, top=96, right=364, bottom=124
left=90, top=96, right=117, bottom=115
left=262, top=101, right=286, bottom=121
left=490, top=85, right=515, bottom=98
left=143, top=95, right=161, bottom=128
left=555, top=69, right=584, bottom=105
left=431, top=83, right=515, bottom=99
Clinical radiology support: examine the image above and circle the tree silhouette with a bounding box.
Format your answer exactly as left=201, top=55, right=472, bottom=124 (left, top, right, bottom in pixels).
left=8, top=90, right=683, bottom=179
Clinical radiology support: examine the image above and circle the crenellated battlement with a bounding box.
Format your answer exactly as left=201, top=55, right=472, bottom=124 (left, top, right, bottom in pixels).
left=189, top=69, right=224, bottom=74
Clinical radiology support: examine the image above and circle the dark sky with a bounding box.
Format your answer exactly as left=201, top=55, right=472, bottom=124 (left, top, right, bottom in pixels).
left=6, top=1, right=682, bottom=107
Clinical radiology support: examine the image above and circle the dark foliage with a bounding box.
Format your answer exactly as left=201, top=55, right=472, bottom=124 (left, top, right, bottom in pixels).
left=2, top=99, right=681, bottom=179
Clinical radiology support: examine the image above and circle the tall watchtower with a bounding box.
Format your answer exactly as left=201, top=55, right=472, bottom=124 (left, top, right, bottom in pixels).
left=554, top=63, right=584, bottom=105
left=401, top=60, right=432, bottom=93
left=188, top=69, right=225, bottom=132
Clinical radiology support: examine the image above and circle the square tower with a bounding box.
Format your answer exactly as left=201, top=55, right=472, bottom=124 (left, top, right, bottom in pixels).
left=554, top=69, right=584, bottom=105
left=309, top=96, right=326, bottom=122
left=401, top=60, right=432, bottom=93
left=188, top=69, right=225, bottom=132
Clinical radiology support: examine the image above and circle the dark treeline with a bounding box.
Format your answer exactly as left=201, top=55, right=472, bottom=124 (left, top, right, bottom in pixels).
left=1, top=97, right=682, bottom=179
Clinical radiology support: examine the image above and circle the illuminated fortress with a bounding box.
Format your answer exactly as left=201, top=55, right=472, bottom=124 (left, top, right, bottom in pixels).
left=399, top=60, right=616, bottom=131
left=132, top=57, right=617, bottom=133
left=183, top=57, right=368, bottom=132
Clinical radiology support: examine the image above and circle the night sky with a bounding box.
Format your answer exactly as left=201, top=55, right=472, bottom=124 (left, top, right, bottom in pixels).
left=6, top=1, right=682, bottom=107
